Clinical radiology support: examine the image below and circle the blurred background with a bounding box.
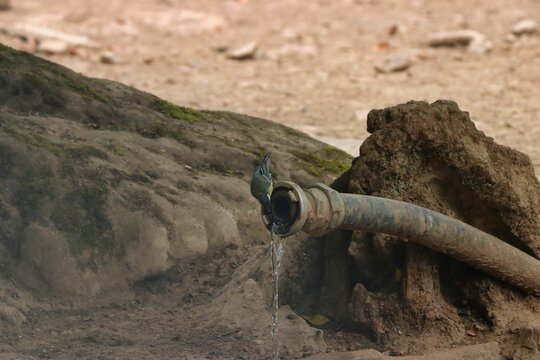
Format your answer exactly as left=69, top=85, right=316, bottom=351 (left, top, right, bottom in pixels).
left=0, top=0, right=538, bottom=174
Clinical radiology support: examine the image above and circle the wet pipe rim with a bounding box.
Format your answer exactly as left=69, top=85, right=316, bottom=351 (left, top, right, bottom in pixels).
left=267, top=181, right=309, bottom=237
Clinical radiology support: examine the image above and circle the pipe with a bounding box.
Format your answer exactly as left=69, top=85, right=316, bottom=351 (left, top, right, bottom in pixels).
left=266, top=181, right=540, bottom=296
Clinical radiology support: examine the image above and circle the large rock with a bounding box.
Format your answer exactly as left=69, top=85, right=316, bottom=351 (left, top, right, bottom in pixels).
left=282, top=100, right=540, bottom=356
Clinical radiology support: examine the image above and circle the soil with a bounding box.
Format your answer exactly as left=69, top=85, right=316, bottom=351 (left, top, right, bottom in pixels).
left=0, top=0, right=538, bottom=173
left=0, top=1, right=539, bottom=359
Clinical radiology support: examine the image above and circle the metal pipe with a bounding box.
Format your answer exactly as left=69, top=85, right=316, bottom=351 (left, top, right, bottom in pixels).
left=267, top=181, right=540, bottom=296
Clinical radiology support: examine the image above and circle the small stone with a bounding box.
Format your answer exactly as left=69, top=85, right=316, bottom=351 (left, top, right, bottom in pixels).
left=184, top=165, right=193, bottom=171
left=427, top=30, right=491, bottom=54
left=100, top=51, right=117, bottom=64
left=504, top=34, right=517, bottom=43
left=466, top=329, right=477, bottom=337
left=37, top=39, right=69, bottom=54
left=428, top=30, right=485, bottom=47
left=211, top=44, right=228, bottom=53
left=467, top=37, right=492, bottom=54
left=227, top=42, right=258, bottom=60
left=512, top=19, right=537, bottom=36
left=387, top=24, right=399, bottom=36
left=374, top=53, right=411, bottom=73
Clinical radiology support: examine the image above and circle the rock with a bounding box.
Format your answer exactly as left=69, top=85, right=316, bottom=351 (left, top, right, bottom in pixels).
left=36, top=39, right=70, bottom=55
left=387, top=24, right=399, bottom=36
left=427, top=30, right=492, bottom=54
left=467, top=37, right=493, bottom=54
left=227, top=42, right=258, bottom=60
left=428, top=30, right=484, bottom=47
left=374, top=53, right=411, bottom=73
left=504, top=34, right=517, bottom=43
left=281, top=27, right=302, bottom=41
left=512, top=19, right=537, bottom=36
left=346, top=100, right=540, bottom=336
left=211, top=44, right=228, bottom=53
left=100, top=50, right=117, bottom=64
left=136, top=10, right=228, bottom=36
left=4, top=23, right=100, bottom=48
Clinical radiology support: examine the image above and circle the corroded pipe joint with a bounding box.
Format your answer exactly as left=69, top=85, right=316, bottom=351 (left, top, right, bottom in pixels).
left=303, top=184, right=346, bottom=236
left=268, top=182, right=345, bottom=237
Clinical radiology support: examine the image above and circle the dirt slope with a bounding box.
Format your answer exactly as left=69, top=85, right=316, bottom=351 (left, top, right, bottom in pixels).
left=0, top=44, right=349, bottom=359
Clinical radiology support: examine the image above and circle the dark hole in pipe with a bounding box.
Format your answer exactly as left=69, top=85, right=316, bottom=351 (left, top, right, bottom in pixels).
left=270, top=189, right=299, bottom=235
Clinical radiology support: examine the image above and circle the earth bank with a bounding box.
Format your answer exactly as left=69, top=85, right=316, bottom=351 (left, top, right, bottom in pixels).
left=0, top=45, right=539, bottom=359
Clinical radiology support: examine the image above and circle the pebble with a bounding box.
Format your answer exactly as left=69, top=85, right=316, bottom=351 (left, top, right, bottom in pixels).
left=100, top=51, right=117, bottom=64
left=428, top=30, right=484, bottom=47
left=427, top=30, right=492, bottom=54
left=374, top=53, right=411, bottom=73
left=227, top=42, right=258, bottom=60
left=6, top=23, right=99, bottom=48
left=512, top=19, right=537, bottom=36
left=467, top=37, right=493, bottom=54
left=36, top=39, right=69, bottom=54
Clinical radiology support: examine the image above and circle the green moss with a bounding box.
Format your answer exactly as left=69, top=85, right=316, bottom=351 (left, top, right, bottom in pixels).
left=292, top=149, right=351, bottom=176
left=225, top=140, right=266, bottom=159
left=323, top=145, right=351, bottom=158
left=150, top=98, right=202, bottom=122
left=0, top=44, right=106, bottom=103
left=136, top=120, right=196, bottom=147
left=20, top=72, right=67, bottom=109
left=58, top=72, right=107, bottom=103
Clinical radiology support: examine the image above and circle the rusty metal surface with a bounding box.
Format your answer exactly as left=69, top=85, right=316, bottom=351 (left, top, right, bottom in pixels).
left=270, top=181, right=540, bottom=296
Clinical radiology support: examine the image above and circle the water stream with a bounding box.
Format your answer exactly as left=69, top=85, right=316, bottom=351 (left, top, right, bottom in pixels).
left=270, top=222, right=286, bottom=360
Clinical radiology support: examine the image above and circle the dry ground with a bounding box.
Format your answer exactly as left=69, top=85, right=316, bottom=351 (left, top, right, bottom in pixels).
left=0, top=0, right=538, bottom=172
left=0, top=1, right=539, bottom=359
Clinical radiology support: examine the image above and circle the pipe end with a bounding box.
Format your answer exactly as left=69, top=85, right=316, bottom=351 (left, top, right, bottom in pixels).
left=266, top=181, right=308, bottom=237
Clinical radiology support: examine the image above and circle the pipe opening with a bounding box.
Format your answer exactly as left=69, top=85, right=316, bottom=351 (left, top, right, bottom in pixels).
left=270, top=188, right=299, bottom=235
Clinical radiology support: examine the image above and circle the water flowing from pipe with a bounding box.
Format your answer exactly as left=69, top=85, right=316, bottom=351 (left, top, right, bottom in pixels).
left=270, top=220, right=286, bottom=360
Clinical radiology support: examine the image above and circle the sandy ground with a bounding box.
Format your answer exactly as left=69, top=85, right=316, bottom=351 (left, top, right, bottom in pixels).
left=0, top=0, right=538, bottom=174
left=0, top=1, right=539, bottom=359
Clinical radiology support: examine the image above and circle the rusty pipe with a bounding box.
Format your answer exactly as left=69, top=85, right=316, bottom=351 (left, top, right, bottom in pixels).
left=266, top=181, right=540, bottom=296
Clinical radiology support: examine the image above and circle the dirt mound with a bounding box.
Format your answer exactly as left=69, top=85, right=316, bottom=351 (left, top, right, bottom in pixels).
left=0, top=44, right=351, bottom=358
left=283, top=100, right=539, bottom=358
